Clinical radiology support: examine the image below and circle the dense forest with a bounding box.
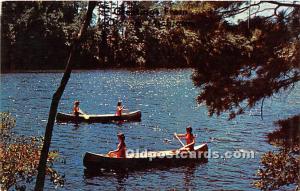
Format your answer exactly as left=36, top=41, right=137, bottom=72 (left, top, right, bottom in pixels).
left=2, top=1, right=298, bottom=73
left=2, top=1, right=197, bottom=71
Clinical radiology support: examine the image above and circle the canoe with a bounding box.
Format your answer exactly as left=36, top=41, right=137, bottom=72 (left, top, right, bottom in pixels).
left=83, top=143, right=208, bottom=171
left=56, top=110, right=141, bottom=123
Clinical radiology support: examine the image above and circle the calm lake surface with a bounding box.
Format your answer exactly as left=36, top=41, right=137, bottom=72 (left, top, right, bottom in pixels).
left=1, top=69, right=299, bottom=190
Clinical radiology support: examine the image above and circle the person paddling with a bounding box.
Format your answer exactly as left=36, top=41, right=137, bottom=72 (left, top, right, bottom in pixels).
left=73, top=100, right=83, bottom=117
left=115, top=101, right=123, bottom=116
left=174, top=126, right=195, bottom=151
left=107, top=133, right=127, bottom=158
left=73, top=101, right=89, bottom=123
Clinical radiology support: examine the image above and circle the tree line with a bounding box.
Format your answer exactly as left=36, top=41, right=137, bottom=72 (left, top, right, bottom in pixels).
left=3, top=1, right=298, bottom=75
left=2, top=1, right=201, bottom=71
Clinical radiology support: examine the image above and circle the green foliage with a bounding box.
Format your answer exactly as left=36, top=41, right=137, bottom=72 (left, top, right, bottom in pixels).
left=269, top=115, right=300, bottom=150
left=0, top=112, right=16, bottom=131
left=254, top=151, right=300, bottom=190
left=0, top=112, right=64, bottom=190
left=254, top=115, right=300, bottom=190
left=1, top=1, right=85, bottom=71
left=192, top=4, right=300, bottom=119
left=1, top=1, right=208, bottom=70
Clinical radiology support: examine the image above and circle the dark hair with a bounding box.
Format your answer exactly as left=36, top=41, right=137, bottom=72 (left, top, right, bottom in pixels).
left=186, top=126, right=192, bottom=133
left=117, top=132, right=125, bottom=140
left=74, top=100, right=80, bottom=105
left=117, top=101, right=122, bottom=106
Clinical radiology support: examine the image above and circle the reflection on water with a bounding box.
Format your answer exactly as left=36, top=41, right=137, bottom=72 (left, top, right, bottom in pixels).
left=84, top=169, right=128, bottom=191
left=84, top=164, right=197, bottom=191
left=183, top=164, right=196, bottom=189
left=1, top=70, right=299, bottom=190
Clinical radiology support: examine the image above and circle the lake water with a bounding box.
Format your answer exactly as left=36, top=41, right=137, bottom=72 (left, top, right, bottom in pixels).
left=1, top=69, right=299, bottom=190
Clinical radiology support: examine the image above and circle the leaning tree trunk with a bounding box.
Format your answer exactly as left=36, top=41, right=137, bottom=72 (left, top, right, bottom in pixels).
left=34, top=2, right=96, bottom=191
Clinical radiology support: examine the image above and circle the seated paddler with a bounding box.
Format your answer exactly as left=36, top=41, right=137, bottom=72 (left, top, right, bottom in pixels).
left=175, top=126, right=195, bottom=151
left=73, top=100, right=83, bottom=117
left=107, top=132, right=127, bottom=158
left=115, top=100, right=124, bottom=116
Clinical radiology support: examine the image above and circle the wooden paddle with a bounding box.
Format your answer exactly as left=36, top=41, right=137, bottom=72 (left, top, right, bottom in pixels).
left=79, top=109, right=89, bottom=120
left=174, top=133, right=192, bottom=154
left=82, top=114, right=89, bottom=120
left=174, top=133, right=185, bottom=147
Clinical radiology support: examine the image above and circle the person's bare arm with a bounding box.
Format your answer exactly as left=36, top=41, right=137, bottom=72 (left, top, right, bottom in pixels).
left=174, top=133, right=185, bottom=138
left=108, top=143, right=121, bottom=153
left=179, top=138, right=195, bottom=151
left=185, top=139, right=195, bottom=148
left=78, top=108, right=86, bottom=114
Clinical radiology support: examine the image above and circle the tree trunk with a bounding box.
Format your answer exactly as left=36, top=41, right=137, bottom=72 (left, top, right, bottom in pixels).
left=34, top=2, right=96, bottom=191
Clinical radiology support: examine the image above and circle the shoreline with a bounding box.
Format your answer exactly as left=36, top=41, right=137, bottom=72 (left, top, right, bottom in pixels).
left=0, top=67, right=194, bottom=74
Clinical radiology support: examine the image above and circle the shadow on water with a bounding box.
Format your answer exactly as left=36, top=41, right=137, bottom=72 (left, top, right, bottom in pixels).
left=83, top=163, right=198, bottom=190
left=183, top=163, right=197, bottom=188
left=84, top=169, right=128, bottom=191
left=72, top=124, right=80, bottom=130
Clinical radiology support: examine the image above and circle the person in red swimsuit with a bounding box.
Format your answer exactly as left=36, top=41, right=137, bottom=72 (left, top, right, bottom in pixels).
left=107, top=133, right=127, bottom=158
left=73, top=100, right=86, bottom=115
left=73, top=101, right=80, bottom=116
left=115, top=101, right=123, bottom=116
left=175, top=126, right=195, bottom=151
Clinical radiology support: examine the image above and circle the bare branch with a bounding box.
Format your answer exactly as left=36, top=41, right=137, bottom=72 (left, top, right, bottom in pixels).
left=220, top=2, right=264, bottom=18
left=264, top=1, right=300, bottom=8
left=261, top=97, right=265, bottom=120
left=220, top=1, right=300, bottom=19
left=250, top=7, right=277, bottom=17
